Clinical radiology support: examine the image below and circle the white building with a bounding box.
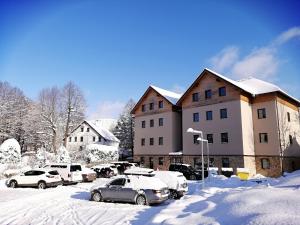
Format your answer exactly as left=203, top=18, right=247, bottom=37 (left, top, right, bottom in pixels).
left=66, top=120, right=120, bottom=153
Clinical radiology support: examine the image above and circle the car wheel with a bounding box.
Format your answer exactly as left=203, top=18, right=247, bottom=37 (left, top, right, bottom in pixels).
left=92, top=191, right=102, bottom=202
left=136, top=195, right=147, bottom=205
left=190, top=175, right=196, bottom=180
left=38, top=181, right=46, bottom=189
left=169, top=190, right=178, bottom=199
left=9, top=180, right=17, bottom=188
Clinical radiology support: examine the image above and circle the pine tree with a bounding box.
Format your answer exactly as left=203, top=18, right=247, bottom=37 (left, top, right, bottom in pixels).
left=113, top=99, right=135, bottom=151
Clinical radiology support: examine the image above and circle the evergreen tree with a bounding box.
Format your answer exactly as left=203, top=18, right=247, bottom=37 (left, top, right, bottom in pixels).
left=113, top=99, right=135, bottom=151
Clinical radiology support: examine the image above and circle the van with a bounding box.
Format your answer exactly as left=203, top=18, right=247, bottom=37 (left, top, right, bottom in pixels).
left=44, top=163, right=83, bottom=184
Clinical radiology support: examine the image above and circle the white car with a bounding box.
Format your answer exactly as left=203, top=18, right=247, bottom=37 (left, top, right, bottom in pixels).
left=6, top=169, right=62, bottom=189
left=124, top=168, right=188, bottom=199
left=44, top=163, right=83, bottom=184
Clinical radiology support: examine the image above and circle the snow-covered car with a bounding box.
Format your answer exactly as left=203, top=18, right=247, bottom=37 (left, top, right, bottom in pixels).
left=44, top=163, right=82, bottom=184
left=124, top=168, right=188, bottom=199
left=90, top=175, right=169, bottom=205
left=81, top=167, right=97, bottom=182
left=6, top=169, right=62, bottom=189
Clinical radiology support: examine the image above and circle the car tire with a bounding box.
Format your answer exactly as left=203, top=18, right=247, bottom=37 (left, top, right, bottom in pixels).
left=38, top=181, right=46, bottom=189
left=92, top=191, right=102, bottom=202
left=190, top=175, right=196, bottom=180
left=9, top=180, right=18, bottom=188
left=136, top=195, right=147, bottom=205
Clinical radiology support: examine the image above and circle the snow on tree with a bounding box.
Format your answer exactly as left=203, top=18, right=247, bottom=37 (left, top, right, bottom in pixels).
left=0, top=138, right=21, bottom=164
left=61, top=82, right=86, bottom=147
left=85, top=144, right=119, bottom=163
left=113, top=99, right=135, bottom=151
left=56, top=146, right=71, bottom=163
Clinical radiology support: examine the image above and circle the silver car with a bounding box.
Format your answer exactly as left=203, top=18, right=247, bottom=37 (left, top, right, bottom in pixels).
left=90, top=175, right=169, bottom=205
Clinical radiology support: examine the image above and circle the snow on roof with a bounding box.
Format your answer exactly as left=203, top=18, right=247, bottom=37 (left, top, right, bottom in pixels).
left=205, top=68, right=300, bottom=104
left=90, top=119, right=117, bottom=131
left=86, top=120, right=120, bottom=142
left=150, top=85, right=182, bottom=105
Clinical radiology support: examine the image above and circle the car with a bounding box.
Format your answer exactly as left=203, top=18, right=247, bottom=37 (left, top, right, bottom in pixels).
left=110, top=161, right=131, bottom=174
left=169, top=163, right=206, bottom=180
left=124, top=167, right=188, bottom=199
left=6, top=169, right=62, bottom=189
left=90, top=175, right=169, bottom=205
left=91, top=164, right=116, bottom=178
left=44, top=163, right=83, bottom=184
left=81, top=167, right=97, bottom=182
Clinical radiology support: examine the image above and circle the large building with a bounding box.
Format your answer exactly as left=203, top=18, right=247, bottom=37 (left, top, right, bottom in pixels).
left=132, top=69, right=300, bottom=177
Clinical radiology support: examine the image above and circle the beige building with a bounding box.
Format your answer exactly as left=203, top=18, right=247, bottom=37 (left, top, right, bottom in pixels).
left=132, top=69, right=300, bottom=177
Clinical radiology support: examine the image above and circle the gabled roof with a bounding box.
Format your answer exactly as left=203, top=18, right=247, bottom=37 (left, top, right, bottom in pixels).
left=177, top=68, right=300, bottom=106
left=131, top=85, right=182, bottom=114
left=86, top=120, right=120, bottom=142
left=70, top=120, right=120, bottom=143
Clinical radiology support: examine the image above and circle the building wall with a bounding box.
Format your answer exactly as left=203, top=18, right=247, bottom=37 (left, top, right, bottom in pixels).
left=182, top=100, right=244, bottom=155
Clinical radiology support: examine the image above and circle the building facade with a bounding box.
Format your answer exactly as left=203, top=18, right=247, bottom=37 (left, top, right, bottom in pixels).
left=132, top=69, right=300, bottom=177
left=66, top=120, right=120, bottom=153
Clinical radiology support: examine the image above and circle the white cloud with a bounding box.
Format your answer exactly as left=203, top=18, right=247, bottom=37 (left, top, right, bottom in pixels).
left=87, top=101, right=125, bottom=120
left=273, top=26, right=300, bottom=45
left=208, top=27, right=300, bottom=80
left=231, top=47, right=279, bottom=79
left=209, top=46, right=239, bottom=72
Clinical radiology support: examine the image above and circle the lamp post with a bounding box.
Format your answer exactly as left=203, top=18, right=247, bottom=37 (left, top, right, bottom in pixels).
left=187, top=128, right=205, bottom=189
left=197, top=137, right=210, bottom=181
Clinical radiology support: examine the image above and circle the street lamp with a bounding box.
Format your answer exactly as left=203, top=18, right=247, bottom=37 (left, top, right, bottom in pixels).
left=197, top=137, right=210, bottom=181
left=187, top=128, right=205, bottom=189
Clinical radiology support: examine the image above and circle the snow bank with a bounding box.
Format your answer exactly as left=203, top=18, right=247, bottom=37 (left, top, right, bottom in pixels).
left=0, top=138, right=21, bottom=164
left=85, top=144, right=119, bottom=163
left=129, top=175, right=168, bottom=190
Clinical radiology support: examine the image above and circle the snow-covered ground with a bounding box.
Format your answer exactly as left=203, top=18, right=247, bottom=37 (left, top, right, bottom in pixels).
left=0, top=172, right=300, bottom=225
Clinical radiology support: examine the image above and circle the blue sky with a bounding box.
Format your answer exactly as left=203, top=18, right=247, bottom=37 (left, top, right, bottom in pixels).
left=0, top=0, right=300, bottom=118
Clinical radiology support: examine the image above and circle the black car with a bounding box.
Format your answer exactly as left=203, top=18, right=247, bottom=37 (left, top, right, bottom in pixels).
left=169, top=163, right=207, bottom=180
left=92, top=167, right=114, bottom=178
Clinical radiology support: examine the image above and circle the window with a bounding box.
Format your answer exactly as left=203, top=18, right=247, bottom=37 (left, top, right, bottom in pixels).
left=142, top=104, right=145, bottom=112
left=141, top=121, right=146, bottom=128
left=150, top=138, right=154, bottom=145
left=207, top=134, right=213, bottom=143
left=150, top=119, right=154, bottom=127
left=159, top=100, right=164, bottom=108
left=259, top=133, right=268, bottom=143
left=193, top=112, right=199, bottom=122
left=110, top=178, right=126, bottom=186
left=209, top=158, right=215, bottom=166
left=159, top=137, right=163, bottom=145
left=87, top=127, right=90, bottom=132
left=222, top=158, right=230, bottom=168
left=206, top=111, right=213, bottom=120
left=149, top=102, right=154, bottom=110
left=141, top=138, right=145, bottom=146
left=219, top=87, right=226, bottom=96
left=70, top=165, right=82, bottom=172
left=221, top=133, right=228, bottom=143
left=289, top=135, right=293, bottom=145
left=98, top=136, right=102, bottom=142
left=149, top=157, right=154, bottom=169
left=258, top=108, right=266, bottom=119
left=193, top=135, right=199, bottom=144
left=93, top=136, right=96, bottom=142
left=287, top=112, right=291, bottom=122
left=80, top=136, right=83, bottom=142
left=220, top=108, right=227, bottom=119
left=159, top=157, right=164, bottom=165
left=69, top=137, right=71, bottom=142
left=81, top=127, right=84, bottom=132
left=192, top=93, right=199, bottom=102
left=159, top=118, right=164, bottom=126
left=261, top=158, right=270, bottom=169
left=205, top=89, right=212, bottom=99
left=75, top=137, right=77, bottom=142
left=140, top=157, right=145, bottom=164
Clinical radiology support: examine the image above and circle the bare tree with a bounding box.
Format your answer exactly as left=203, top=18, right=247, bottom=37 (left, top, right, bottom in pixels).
left=38, top=87, right=61, bottom=154
left=61, top=82, right=86, bottom=147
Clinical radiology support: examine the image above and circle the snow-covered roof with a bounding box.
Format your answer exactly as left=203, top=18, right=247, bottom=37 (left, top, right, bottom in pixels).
left=86, top=121, right=120, bottom=143
left=205, top=68, right=300, bottom=104
left=150, top=85, right=182, bottom=105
